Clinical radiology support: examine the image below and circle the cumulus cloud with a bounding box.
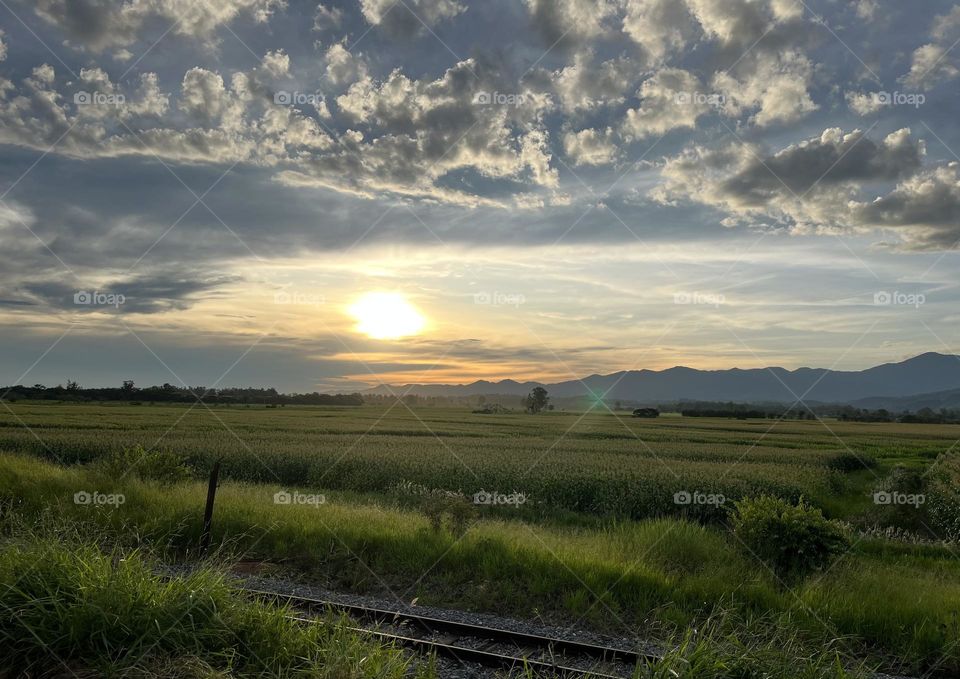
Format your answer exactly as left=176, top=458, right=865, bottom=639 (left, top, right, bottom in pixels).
left=0, top=54, right=329, bottom=165
left=901, top=43, right=959, bottom=90
left=686, top=0, right=800, bottom=47
left=621, top=0, right=695, bottom=62
left=845, top=91, right=886, bottom=116
left=712, top=50, right=817, bottom=127
left=358, top=0, right=464, bottom=35
left=651, top=126, right=960, bottom=249
left=525, top=0, right=620, bottom=48
left=0, top=30, right=6, bottom=61
left=901, top=6, right=960, bottom=89
left=313, top=3, right=344, bottom=30
left=551, top=52, right=637, bottom=112
left=323, top=59, right=558, bottom=202
left=850, top=164, right=960, bottom=249
left=563, top=128, right=618, bottom=166
left=855, top=0, right=878, bottom=21
left=31, top=0, right=286, bottom=52
left=179, top=68, right=236, bottom=127
left=622, top=68, right=715, bottom=139
left=325, top=43, right=368, bottom=86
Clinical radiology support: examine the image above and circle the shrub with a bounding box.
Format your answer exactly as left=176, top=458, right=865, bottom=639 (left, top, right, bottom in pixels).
left=730, top=495, right=849, bottom=582
left=867, top=466, right=931, bottom=533
left=419, top=494, right=476, bottom=535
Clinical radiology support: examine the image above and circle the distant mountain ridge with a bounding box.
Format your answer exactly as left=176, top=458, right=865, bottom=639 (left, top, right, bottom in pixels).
left=368, top=352, right=960, bottom=405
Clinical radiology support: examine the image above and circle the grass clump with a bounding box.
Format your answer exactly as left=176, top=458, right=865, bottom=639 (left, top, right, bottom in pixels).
left=730, top=495, right=849, bottom=582
left=94, top=444, right=193, bottom=485
left=636, top=610, right=872, bottom=679
left=0, top=531, right=431, bottom=678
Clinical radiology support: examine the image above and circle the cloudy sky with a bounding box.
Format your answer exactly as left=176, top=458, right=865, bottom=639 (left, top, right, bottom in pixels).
left=2, top=0, right=960, bottom=391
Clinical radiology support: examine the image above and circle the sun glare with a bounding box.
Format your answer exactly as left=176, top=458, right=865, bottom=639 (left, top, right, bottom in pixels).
left=349, top=292, right=426, bottom=340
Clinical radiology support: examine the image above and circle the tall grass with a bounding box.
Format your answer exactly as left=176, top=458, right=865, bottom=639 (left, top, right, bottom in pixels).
left=0, top=527, right=431, bottom=678
left=2, top=452, right=958, bottom=676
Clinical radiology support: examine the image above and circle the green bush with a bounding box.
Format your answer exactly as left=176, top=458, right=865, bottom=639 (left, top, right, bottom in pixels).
left=730, top=495, right=849, bottom=582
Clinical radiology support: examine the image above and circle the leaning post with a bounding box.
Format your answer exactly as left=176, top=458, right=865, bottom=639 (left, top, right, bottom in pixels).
left=199, top=459, right=222, bottom=556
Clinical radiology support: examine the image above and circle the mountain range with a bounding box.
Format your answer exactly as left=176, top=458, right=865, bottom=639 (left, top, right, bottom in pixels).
left=368, top=352, right=960, bottom=406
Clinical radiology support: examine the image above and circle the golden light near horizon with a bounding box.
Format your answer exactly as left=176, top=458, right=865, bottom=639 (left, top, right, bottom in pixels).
left=349, top=292, right=426, bottom=340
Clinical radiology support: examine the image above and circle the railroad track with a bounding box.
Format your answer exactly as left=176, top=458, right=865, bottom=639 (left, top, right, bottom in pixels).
left=245, top=588, right=655, bottom=677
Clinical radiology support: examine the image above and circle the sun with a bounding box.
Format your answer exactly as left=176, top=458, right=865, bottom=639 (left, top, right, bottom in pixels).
left=349, top=292, right=426, bottom=340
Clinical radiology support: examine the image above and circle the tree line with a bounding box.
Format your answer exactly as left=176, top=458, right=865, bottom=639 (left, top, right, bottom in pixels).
left=0, top=382, right=364, bottom=406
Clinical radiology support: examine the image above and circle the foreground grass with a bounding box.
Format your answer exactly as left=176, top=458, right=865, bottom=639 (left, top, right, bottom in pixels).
left=0, top=528, right=874, bottom=679
left=0, top=530, right=431, bottom=678
left=3, top=453, right=957, bottom=676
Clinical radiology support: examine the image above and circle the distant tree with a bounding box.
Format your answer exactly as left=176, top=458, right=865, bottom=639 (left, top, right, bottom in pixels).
left=615, top=400, right=622, bottom=410
left=121, top=380, right=136, bottom=394
left=65, top=380, right=79, bottom=392
left=524, top=387, right=550, bottom=414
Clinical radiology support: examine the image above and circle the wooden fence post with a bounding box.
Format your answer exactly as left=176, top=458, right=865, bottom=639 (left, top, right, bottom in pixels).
left=200, top=460, right=221, bottom=556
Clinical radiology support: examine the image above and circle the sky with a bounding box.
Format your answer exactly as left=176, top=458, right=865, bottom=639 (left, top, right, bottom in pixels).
left=2, top=0, right=960, bottom=392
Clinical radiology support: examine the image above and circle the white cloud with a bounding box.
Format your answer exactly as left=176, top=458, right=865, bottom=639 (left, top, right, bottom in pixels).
left=855, top=0, right=878, bottom=21
left=563, top=128, right=617, bottom=166
left=622, top=68, right=713, bottom=139
left=31, top=0, right=286, bottom=52
left=901, top=7, right=960, bottom=90
left=359, top=0, right=464, bottom=34
left=325, top=44, right=368, bottom=86
left=313, top=3, right=344, bottom=30
left=525, top=0, right=620, bottom=46
left=621, top=0, right=694, bottom=62
left=552, top=52, right=636, bottom=112
left=845, top=91, right=885, bottom=117
left=180, top=68, right=235, bottom=127
left=654, top=127, right=944, bottom=246
left=850, top=163, right=960, bottom=248
left=901, top=43, right=959, bottom=90
left=712, top=50, right=817, bottom=127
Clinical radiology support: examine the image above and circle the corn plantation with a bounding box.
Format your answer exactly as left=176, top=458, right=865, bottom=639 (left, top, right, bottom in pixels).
left=2, top=402, right=955, bottom=521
